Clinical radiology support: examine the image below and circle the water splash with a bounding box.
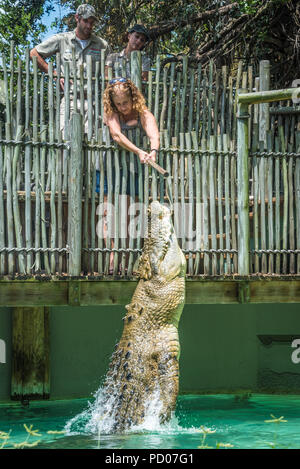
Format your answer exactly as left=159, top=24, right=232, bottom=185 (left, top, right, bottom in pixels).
left=64, top=384, right=191, bottom=436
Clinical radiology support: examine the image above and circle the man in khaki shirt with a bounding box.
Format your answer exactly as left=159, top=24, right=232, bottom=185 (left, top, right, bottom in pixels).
left=105, top=24, right=151, bottom=81
left=30, top=4, right=111, bottom=135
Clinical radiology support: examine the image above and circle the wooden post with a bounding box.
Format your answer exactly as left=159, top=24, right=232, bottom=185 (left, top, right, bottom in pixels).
left=68, top=113, right=83, bottom=276
left=237, top=90, right=250, bottom=275
left=259, top=60, right=270, bottom=146
left=131, top=51, right=142, bottom=90
left=11, top=307, right=50, bottom=400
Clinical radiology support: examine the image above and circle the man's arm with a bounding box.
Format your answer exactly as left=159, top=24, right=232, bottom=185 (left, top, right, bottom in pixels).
left=30, top=47, right=64, bottom=90
left=29, top=47, right=49, bottom=74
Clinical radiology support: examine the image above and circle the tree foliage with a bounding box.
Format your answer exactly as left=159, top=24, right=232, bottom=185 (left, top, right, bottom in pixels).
left=0, top=0, right=54, bottom=57
left=59, top=0, right=299, bottom=85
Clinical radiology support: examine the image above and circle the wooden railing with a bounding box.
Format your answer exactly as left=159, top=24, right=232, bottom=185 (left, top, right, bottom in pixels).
left=0, top=46, right=299, bottom=277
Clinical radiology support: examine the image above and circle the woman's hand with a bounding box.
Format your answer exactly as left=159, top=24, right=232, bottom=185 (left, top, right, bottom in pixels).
left=138, top=149, right=158, bottom=164
left=148, top=149, right=157, bottom=163
left=138, top=150, right=151, bottom=163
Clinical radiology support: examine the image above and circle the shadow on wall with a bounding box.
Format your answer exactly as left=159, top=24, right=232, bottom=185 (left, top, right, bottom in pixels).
left=178, top=304, right=300, bottom=394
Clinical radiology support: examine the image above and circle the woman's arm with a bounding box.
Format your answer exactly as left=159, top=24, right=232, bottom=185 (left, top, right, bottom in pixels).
left=140, top=109, right=160, bottom=162
left=105, top=112, right=150, bottom=162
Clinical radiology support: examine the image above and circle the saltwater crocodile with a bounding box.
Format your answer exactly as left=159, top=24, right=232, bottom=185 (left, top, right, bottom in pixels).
left=98, top=200, right=186, bottom=433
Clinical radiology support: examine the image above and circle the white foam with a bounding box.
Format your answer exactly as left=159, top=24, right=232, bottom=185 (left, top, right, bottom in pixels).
left=64, top=384, right=195, bottom=436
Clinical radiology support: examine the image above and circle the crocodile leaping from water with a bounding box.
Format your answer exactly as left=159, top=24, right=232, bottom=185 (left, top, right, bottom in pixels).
left=98, top=200, right=186, bottom=433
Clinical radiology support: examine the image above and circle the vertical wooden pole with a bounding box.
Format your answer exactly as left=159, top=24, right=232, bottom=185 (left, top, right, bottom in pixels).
left=296, top=131, right=300, bottom=274
left=11, top=307, right=50, bottom=400
left=2, top=53, right=14, bottom=274
left=237, top=91, right=250, bottom=275
left=259, top=60, right=270, bottom=146
left=131, top=51, right=142, bottom=90
left=0, top=124, right=5, bottom=274
left=68, top=113, right=83, bottom=276
left=33, top=56, right=41, bottom=272
left=24, top=48, right=32, bottom=274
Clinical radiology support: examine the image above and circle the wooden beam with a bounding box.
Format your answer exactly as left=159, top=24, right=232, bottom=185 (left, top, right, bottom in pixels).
left=0, top=280, right=67, bottom=306
left=0, top=277, right=299, bottom=306
left=249, top=280, right=300, bottom=303
left=238, top=87, right=300, bottom=105
left=11, top=307, right=50, bottom=400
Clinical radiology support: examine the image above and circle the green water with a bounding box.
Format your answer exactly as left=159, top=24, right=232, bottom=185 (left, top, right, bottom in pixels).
left=0, top=394, right=300, bottom=449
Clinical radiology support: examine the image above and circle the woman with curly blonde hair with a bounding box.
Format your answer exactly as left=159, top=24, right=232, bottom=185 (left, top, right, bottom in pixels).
left=103, top=78, right=159, bottom=165
left=99, top=78, right=160, bottom=273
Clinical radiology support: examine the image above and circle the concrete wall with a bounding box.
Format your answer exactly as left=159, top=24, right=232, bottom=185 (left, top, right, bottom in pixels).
left=0, top=303, right=300, bottom=400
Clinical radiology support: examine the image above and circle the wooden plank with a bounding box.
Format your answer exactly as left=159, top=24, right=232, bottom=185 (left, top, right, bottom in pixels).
left=80, top=280, right=241, bottom=305
left=80, top=281, right=137, bottom=305
left=0, top=281, right=68, bottom=306
left=0, top=278, right=299, bottom=306
left=185, top=281, right=238, bottom=304
left=249, top=280, right=300, bottom=303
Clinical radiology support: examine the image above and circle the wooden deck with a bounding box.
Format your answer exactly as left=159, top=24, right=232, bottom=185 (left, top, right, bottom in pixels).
left=1, top=275, right=299, bottom=306
left=1, top=52, right=299, bottom=301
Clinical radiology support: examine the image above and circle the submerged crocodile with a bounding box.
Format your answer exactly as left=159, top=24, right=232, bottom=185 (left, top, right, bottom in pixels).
left=100, top=201, right=186, bottom=433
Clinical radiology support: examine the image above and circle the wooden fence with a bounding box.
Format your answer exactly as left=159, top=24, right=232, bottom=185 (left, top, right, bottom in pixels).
left=0, top=45, right=299, bottom=277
